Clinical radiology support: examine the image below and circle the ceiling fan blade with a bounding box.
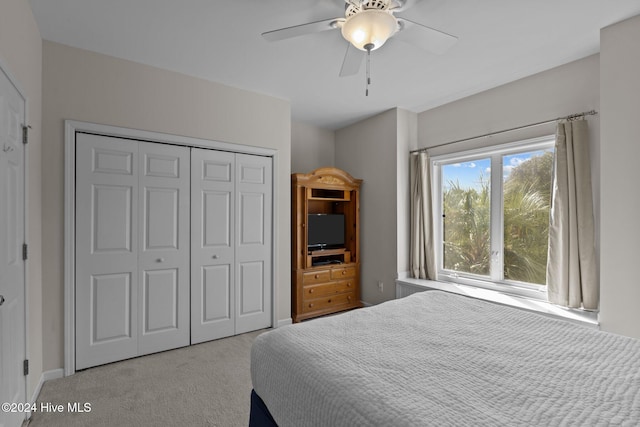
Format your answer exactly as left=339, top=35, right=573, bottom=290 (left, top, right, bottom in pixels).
left=390, top=0, right=423, bottom=12
left=395, top=17, right=457, bottom=55
left=262, top=18, right=340, bottom=42
left=339, top=43, right=364, bottom=77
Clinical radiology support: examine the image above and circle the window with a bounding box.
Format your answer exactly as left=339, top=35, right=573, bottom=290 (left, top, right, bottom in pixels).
left=433, top=136, right=555, bottom=299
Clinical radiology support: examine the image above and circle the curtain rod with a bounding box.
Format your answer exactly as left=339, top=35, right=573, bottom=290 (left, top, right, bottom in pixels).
left=410, top=109, right=598, bottom=154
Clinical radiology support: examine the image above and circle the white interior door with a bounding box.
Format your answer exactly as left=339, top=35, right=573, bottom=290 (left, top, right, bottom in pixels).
left=138, top=142, right=190, bottom=355
left=235, top=154, right=272, bottom=334
left=190, top=149, right=235, bottom=343
left=75, top=134, right=140, bottom=369
left=0, top=68, right=27, bottom=427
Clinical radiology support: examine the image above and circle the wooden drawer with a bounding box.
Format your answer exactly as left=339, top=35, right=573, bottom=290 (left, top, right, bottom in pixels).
left=303, top=279, right=356, bottom=299
left=302, top=269, right=331, bottom=285
left=331, top=266, right=356, bottom=280
left=302, top=292, right=356, bottom=314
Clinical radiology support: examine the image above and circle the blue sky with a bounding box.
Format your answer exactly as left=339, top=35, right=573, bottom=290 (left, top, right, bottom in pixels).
left=442, top=150, right=551, bottom=190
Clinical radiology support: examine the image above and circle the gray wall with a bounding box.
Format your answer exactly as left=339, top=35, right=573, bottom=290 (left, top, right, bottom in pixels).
left=41, top=41, right=291, bottom=371
left=599, top=14, right=640, bottom=338
left=335, top=109, right=410, bottom=304
left=417, top=53, right=601, bottom=280
left=291, top=121, right=335, bottom=173
left=396, top=110, right=418, bottom=276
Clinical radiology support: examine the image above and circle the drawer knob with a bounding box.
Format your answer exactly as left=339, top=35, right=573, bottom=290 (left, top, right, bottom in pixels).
left=341, top=271, right=346, bottom=275
left=308, top=303, right=314, bottom=308
left=347, top=282, right=351, bottom=287
left=314, top=274, right=319, bottom=279
left=309, top=289, right=314, bottom=293
left=347, top=296, right=351, bottom=301
left=328, top=299, right=332, bottom=303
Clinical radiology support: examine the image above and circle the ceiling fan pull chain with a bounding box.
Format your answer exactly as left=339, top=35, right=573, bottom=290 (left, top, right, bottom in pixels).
left=365, top=43, right=373, bottom=96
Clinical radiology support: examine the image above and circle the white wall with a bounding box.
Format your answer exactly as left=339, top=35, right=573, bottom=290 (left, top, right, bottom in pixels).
left=0, top=0, right=43, bottom=399
left=41, top=41, right=291, bottom=371
left=599, top=14, right=640, bottom=339
left=335, top=109, right=401, bottom=304
left=291, top=121, right=335, bottom=173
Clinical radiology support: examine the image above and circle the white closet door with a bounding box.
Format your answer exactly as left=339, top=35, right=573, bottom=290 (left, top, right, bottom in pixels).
left=138, top=142, right=190, bottom=355
left=0, top=70, right=26, bottom=427
left=76, top=134, right=139, bottom=369
left=235, top=154, right=272, bottom=333
left=191, top=149, right=235, bottom=343
left=76, top=135, right=190, bottom=369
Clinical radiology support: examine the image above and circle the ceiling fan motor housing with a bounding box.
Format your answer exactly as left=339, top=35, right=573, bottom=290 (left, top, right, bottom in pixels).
left=345, top=0, right=391, bottom=17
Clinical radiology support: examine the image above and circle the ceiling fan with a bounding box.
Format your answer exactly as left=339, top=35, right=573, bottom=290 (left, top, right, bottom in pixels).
left=262, top=0, right=458, bottom=81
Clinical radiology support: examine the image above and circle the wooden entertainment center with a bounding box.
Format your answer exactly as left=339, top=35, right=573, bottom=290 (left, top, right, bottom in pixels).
left=291, top=167, right=363, bottom=322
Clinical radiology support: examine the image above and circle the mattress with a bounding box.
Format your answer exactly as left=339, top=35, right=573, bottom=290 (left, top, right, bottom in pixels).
left=250, top=291, right=640, bottom=426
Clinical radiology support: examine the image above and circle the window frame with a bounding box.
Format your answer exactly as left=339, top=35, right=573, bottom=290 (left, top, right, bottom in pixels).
left=431, top=135, right=555, bottom=301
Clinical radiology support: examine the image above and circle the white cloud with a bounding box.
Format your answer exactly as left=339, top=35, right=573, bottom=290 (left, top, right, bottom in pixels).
left=509, top=157, right=526, bottom=167
left=467, top=162, right=476, bottom=168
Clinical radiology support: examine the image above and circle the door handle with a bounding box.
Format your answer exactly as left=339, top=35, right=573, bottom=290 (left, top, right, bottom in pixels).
left=0, top=295, right=4, bottom=306
left=156, top=258, right=165, bottom=263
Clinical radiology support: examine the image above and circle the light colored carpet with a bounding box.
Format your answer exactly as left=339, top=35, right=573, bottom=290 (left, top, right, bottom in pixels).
left=26, top=330, right=266, bottom=427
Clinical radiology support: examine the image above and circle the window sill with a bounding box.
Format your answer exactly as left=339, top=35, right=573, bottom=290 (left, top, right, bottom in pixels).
left=395, top=277, right=599, bottom=328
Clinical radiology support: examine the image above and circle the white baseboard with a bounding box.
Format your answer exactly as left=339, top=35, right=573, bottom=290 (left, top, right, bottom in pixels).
left=26, top=368, right=64, bottom=419
left=276, top=318, right=292, bottom=328
left=30, top=368, right=64, bottom=402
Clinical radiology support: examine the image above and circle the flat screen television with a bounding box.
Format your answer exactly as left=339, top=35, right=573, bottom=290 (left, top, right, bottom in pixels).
left=307, top=213, right=345, bottom=250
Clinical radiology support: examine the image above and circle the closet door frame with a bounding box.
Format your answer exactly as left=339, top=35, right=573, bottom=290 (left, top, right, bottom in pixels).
left=63, top=120, right=278, bottom=376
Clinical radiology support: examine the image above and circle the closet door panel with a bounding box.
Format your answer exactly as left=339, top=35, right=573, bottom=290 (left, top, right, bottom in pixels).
left=235, top=154, right=272, bottom=334
left=75, top=134, right=139, bottom=370
left=138, top=142, right=190, bottom=355
left=202, top=264, right=231, bottom=321
left=191, top=149, right=235, bottom=343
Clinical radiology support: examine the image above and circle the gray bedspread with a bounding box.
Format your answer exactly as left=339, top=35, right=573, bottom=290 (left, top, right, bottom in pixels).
left=251, top=291, right=640, bottom=426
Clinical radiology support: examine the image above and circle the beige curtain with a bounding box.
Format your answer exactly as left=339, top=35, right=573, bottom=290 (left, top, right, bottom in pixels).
left=410, top=152, right=436, bottom=279
left=546, top=119, right=598, bottom=309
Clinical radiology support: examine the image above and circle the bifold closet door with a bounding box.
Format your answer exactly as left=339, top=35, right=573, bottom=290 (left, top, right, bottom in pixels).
left=190, top=150, right=236, bottom=343
left=191, top=150, right=272, bottom=343
left=234, top=153, right=272, bottom=334
left=75, top=134, right=190, bottom=370
left=137, top=141, right=190, bottom=356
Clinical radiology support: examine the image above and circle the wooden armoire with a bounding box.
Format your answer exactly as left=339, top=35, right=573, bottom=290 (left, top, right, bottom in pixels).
left=291, top=167, right=362, bottom=322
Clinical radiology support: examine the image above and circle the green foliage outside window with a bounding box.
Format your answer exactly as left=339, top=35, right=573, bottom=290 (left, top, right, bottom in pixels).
left=443, top=151, right=553, bottom=285
left=443, top=178, right=491, bottom=276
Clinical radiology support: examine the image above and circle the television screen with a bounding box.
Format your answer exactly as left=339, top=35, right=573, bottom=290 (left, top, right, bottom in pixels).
left=307, top=214, right=345, bottom=249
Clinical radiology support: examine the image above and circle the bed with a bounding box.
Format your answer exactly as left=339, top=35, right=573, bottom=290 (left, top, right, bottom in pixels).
left=250, top=290, right=640, bottom=426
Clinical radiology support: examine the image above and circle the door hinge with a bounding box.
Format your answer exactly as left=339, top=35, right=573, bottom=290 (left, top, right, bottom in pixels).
left=23, top=359, right=29, bottom=376
left=22, top=125, right=28, bottom=145
left=22, top=243, right=28, bottom=261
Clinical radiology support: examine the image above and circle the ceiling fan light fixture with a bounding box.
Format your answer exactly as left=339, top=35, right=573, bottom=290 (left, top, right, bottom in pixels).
left=341, top=9, right=398, bottom=51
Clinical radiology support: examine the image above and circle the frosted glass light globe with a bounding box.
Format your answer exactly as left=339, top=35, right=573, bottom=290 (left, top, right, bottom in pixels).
left=341, top=9, right=398, bottom=51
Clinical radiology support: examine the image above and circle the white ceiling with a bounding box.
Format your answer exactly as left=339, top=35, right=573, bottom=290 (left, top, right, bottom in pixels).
left=28, top=0, right=640, bottom=130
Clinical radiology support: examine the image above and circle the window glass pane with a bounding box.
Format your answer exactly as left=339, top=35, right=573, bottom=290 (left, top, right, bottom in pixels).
left=502, top=149, right=554, bottom=285
left=442, top=158, right=491, bottom=276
